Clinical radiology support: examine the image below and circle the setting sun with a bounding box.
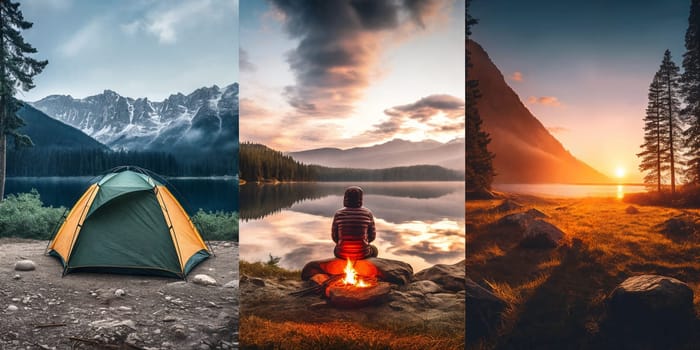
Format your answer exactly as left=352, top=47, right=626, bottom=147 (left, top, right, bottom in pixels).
left=615, top=167, right=626, bottom=178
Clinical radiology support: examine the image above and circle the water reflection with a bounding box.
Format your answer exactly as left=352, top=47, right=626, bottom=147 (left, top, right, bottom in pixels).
left=240, top=182, right=465, bottom=272
left=493, top=183, right=647, bottom=198
left=239, top=182, right=461, bottom=220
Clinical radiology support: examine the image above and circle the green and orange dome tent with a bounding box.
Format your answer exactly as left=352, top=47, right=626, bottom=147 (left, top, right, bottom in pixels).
left=46, top=166, right=212, bottom=279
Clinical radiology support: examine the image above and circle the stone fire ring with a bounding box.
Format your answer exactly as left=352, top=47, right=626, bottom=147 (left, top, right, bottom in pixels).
left=327, top=281, right=392, bottom=308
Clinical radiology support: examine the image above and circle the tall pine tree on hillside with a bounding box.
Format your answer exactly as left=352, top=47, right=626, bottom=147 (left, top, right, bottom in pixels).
left=658, top=50, right=684, bottom=194
left=638, top=73, right=668, bottom=191
left=0, top=0, right=47, bottom=201
left=466, top=0, right=495, bottom=193
left=681, top=0, right=700, bottom=185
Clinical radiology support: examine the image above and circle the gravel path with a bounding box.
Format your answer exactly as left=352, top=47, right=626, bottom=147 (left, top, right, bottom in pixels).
left=0, top=238, right=238, bottom=350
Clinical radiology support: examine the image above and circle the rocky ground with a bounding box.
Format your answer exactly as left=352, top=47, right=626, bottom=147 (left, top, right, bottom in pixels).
left=239, top=260, right=465, bottom=349
left=0, top=238, right=238, bottom=350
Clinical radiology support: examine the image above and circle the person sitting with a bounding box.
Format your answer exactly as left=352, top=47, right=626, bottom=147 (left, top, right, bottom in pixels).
left=332, top=186, right=379, bottom=260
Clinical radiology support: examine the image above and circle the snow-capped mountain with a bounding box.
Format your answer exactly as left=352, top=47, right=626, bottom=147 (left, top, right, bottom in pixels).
left=31, top=83, right=238, bottom=153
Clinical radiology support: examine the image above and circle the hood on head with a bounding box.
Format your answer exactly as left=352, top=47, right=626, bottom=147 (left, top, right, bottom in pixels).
left=343, top=186, right=363, bottom=208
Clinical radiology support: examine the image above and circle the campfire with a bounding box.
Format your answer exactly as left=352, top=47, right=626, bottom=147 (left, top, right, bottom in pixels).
left=339, top=258, right=373, bottom=288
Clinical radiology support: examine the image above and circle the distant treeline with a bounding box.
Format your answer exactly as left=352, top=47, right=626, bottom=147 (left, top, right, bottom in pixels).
left=313, top=165, right=463, bottom=181
left=239, top=142, right=464, bottom=182
left=239, top=142, right=317, bottom=181
left=7, top=148, right=235, bottom=177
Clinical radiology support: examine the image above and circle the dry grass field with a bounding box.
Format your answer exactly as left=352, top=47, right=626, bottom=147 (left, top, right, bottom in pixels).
left=467, top=194, right=700, bottom=349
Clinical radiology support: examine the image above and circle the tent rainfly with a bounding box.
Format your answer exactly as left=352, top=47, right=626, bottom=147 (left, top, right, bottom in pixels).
left=46, top=169, right=211, bottom=279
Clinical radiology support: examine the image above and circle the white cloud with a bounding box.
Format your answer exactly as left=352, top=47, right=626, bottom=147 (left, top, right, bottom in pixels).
left=59, top=20, right=101, bottom=57
left=121, top=20, right=141, bottom=36
left=143, top=0, right=232, bottom=44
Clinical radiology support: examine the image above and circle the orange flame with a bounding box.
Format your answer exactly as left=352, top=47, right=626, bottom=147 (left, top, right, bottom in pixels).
left=342, top=258, right=369, bottom=288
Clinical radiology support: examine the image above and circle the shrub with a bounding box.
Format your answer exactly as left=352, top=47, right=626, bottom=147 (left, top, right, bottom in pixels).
left=0, top=189, right=66, bottom=240
left=192, top=209, right=238, bottom=241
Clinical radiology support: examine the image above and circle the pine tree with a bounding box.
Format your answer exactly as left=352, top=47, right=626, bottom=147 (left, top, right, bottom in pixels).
left=638, top=73, right=668, bottom=191
left=466, top=0, right=495, bottom=192
left=0, top=0, right=47, bottom=200
left=658, top=50, right=684, bottom=194
left=682, top=0, right=700, bottom=185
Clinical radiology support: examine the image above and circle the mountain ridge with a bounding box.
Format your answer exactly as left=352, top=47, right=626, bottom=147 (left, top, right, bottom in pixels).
left=31, top=83, right=238, bottom=153
left=288, top=138, right=465, bottom=171
left=468, top=39, right=609, bottom=184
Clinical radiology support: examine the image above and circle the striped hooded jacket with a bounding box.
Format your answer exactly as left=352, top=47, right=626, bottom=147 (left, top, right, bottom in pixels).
left=332, top=186, right=376, bottom=260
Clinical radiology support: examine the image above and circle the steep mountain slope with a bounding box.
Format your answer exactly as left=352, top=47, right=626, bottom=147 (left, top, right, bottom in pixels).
left=468, top=40, right=609, bottom=184
left=289, top=138, right=465, bottom=171
left=14, top=104, right=108, bottom=150
left=31, top=84, right=238, bottom=153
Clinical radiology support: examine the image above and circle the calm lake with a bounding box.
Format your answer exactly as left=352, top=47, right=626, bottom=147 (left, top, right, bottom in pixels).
left=5, top=177, right=238, bottom=214
left=239, top=182, right=465, bottom=272
left=493, top=183, right=647, bottom=199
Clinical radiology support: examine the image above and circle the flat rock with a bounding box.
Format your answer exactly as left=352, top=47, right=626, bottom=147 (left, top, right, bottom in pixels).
left=609, top=275, right=694, bottom=323
left=408, top=280, right=443, bottom=294
left=328, top=281, right=391, bottom=308
left=414, top=260, right=465, bottom=292
left=222, top=280, right=238, bottom=289
left=89, top=319, right=137, bottom=330
left=301, top=257, right=413, bottom=285
left=192, top=274, right=218, bottom=286
left=466, top=278, right=506, bottom=342
left=519, top=219, right=564, bottom=248
left=14, top=260, right=36, bottom=271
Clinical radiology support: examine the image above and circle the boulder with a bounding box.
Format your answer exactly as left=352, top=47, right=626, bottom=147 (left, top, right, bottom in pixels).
left=499, top=208, right=547, bottom=228
left=14, top=260, right=36, bottom=271
left=608, top=275, right=694, bottom=324
left=519, top=219, right=564, bottom=248
left=625, top=206, right=639, bottom=214
left=414, top=260, right=465, bottom=292
left=301, top=257, right=413, bottom=285
left=658, top=215, right=697, bottom=237
left=366, top=258, right=414, bottom=285
left=493, top=199, right=523, bottom=212
left=466, top=278, right=506, bottom=342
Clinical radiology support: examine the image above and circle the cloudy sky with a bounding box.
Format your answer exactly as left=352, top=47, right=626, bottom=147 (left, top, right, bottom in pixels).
left=240, top=0, right=464, bottom=151
left=16, top=0, right=237, bottom=101
left=470, top=0, right=689, bottom=182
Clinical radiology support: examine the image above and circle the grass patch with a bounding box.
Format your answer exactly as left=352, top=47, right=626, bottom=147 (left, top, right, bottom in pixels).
left=192, top=210, right=238, bottom=241
left=239, top=315, right=464, bottom=350
left=0, top=190, right=65, bottom=240
left=240, top=259, right=300, bottom=280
